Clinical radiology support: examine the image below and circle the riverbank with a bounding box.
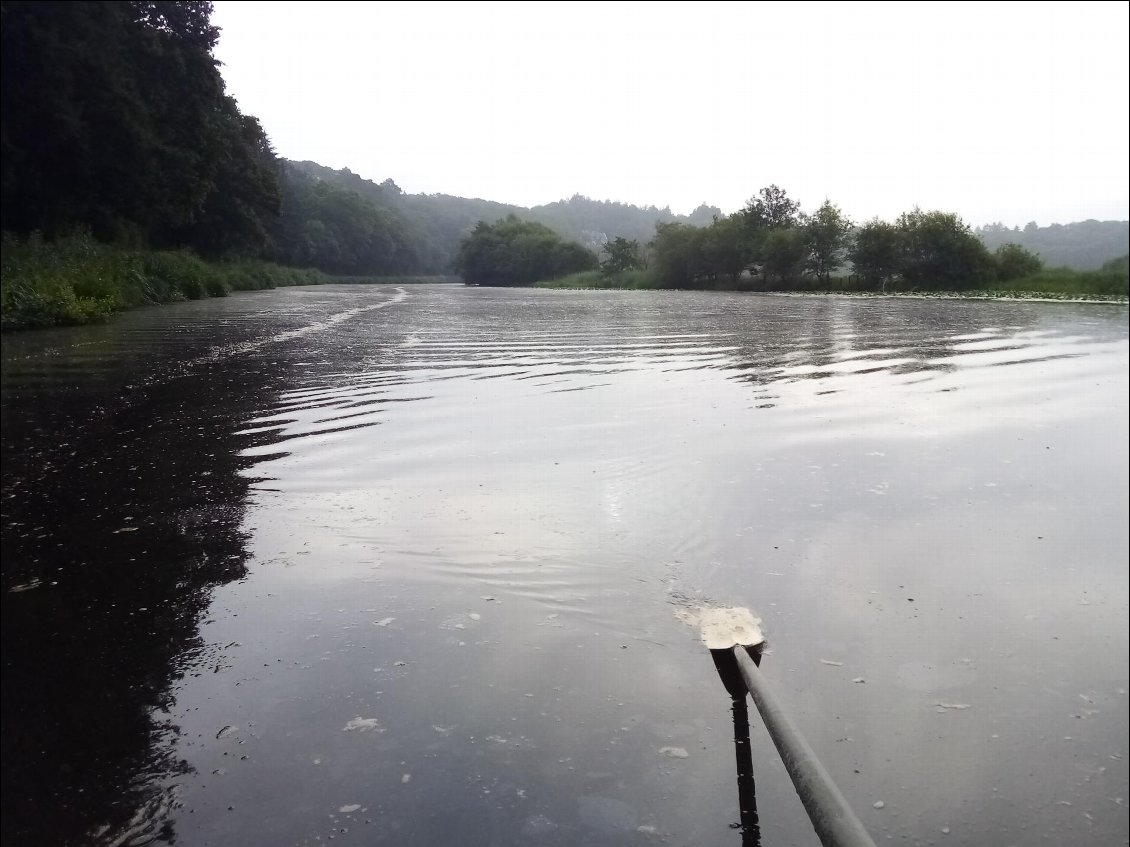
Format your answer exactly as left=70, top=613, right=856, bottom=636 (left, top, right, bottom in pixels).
left=535, top=266, right=1129, bottom=302
left=0, top=234, right=452, bottom=330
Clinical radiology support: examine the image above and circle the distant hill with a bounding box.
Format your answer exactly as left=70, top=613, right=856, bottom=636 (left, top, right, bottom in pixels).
left=275, top=159, right=1127, bottom=277
left=283, top=160, right=716, bottom=274
left=975, top=220, right=1129, bottom=270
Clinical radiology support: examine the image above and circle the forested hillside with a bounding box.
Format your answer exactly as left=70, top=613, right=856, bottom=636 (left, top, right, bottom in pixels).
left=2, top=1, right=1124, bottom=294
left=279, top=160, right=714, bottom=274
left=976, top=220, right=1129, bottom=270
left=1, top=1, right=279, bottom=256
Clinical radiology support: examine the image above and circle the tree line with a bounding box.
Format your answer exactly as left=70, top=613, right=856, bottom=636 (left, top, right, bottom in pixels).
left=1, top=3, right=1121, bottom=293
left=0, top=0, right=711, bottom=283
left=458, top=186, right=1055, bottom=291
left=640, top=186, right=1045, bottom=291
left=975, top=220, right=1129, bottom=270
left=1, top=1, right=279, bottom=257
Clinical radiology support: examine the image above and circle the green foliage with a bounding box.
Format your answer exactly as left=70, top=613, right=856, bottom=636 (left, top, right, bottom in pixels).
left=966, top=266, right=1128, bottom=298
left=760, top=227, right=808, bottom=284
left=536, top=269, right=654, bottom=289
left=849, top=219, right=902, bottom=288
left=993, top=243, right=1043, bottom=281
left=699, top=216, right=748, bottom=283
left=269, top=167, right=421, bottom=275
left=742, top=185, right=801, bottom=231
left=1100, top=254, right=1129, bottom=274
left=601, top=237, right=644, bottom=275
left=1, top=1, right=279, bottom=256
left=803, top=201, right=854, bottom=282
left=896, top=209, right=995, bottom=289
left=977, top=220, right=1129, bottom=270
left=454, top=215, right=598, bottom=286
left=279, top=163, right=716, bottom=276
left=650, top=223, right=704, bottom=288
left=0, top=232, right=342, bottom=330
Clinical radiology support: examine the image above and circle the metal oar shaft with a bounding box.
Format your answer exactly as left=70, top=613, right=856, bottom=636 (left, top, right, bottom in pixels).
left=732, top=647, right=876, bottom=847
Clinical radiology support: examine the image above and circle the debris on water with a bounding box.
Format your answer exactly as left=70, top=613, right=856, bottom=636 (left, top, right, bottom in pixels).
left=393, top=661, right=407, bottom=667
left=852, top=677, right=866, bottom=683
left=821, top=659, right=844, bottom=667
left=481, top=596, right=498, bottom=602
left=941, top=826, right=951, bottom=834
left=216, top=725, right=237, bottom=739
left=373, top=618, right=394, bottom=627
left=343, top=716, right=384, bottom=733
left=675, top=606, right=764, bottom=649
left=339, top=804, right=361, bottom=813
left=520, top=814, right=558, bottom=836
left=658, top=746, right=689, bottom=759
left=873, top=800, right=885, bottom=809
left=401, top=774, right=411, bottom=783
left=935, top=703, right=972, bottom=712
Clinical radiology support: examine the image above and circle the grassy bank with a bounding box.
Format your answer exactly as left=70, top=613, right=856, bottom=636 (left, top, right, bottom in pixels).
left=971, top=266, right=1129, bottom=298
left=0, top=234, right=441, bottom=330
left=535, top=265, right=1128, bottom=301
left=535, top=269, right=654, bottom=289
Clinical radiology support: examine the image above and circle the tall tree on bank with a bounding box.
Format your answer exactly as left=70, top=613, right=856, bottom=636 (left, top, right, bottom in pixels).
left=1, top=1, right=279, bottom=255
left=803, top=200, right=854, bottom=282
left=897, top=209, right=994, bottom=288
left=601, top=237, right=644, bottom=275
left=849, top=219, right=902, bottom=289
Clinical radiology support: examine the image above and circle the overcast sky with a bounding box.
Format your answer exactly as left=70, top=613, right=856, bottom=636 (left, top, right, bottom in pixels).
left=212, top=1, right=1129, bottom=227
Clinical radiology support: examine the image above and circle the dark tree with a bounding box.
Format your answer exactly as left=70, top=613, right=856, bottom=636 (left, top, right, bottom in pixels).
left=742, top=184, right=802, bottom=231
left=601, top=236, right=643, bottom=275
left=993, top=243, right=1043, bottom=281
left=650, top=222, right=704, bottom=288
left=1, top=1, right=279, bottom=255
left=760, top=227, right=808, bottom=284
left=897, top=209, right=995, bottom=288
left=699, top=215, right=748, bottom=282
left=849, top=219, right=902, bottom=289
left=454, top=215, right=597, bottom=286
left=803, top=200, right=854, bottom=282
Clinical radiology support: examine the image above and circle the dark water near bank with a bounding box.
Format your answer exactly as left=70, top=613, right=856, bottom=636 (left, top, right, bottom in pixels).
left=2, top=285, right=1127, bottom=847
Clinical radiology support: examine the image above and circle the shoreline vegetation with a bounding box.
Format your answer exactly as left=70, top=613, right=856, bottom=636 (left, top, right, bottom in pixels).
left=2, top=5, right=1126, bottom=331
left=534, top=266, right=1130, bottom=303
left=459, top=188, right=1128, bottom=304
left=0, top=234, right=452, bottom=330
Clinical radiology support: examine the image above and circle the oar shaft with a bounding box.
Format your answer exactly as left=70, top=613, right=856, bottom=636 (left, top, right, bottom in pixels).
left=732, top=647, right=876, bottom=847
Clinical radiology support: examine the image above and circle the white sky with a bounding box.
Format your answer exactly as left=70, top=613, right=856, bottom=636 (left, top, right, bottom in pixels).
left=211, top=1, right=1129, bottom=227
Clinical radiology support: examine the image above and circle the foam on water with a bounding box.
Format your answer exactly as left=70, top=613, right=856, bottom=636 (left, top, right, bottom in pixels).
left=675, top=606, right=765, bottom=650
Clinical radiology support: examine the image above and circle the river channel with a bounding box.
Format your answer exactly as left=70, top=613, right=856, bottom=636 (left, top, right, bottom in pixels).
left=2, top=285, right=1126, bottom=846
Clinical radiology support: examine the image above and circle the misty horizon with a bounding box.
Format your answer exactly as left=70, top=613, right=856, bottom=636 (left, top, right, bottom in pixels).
left=212, top=1, right=1129, bottom=229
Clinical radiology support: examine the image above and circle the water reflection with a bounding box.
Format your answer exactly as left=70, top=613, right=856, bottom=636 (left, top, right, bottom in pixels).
left=731, top=697, right=762, bottom=846
left=0, top=306, right=328, bottom=845
left=2, top=287, right=1126, bottom=847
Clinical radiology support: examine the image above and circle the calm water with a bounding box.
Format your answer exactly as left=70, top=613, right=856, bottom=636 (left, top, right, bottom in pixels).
left=2, top=285, right=1127, bottom=847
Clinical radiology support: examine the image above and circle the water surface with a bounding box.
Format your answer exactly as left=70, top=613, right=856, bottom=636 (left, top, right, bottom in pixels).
left=2, top=285, right=1127, bottom=846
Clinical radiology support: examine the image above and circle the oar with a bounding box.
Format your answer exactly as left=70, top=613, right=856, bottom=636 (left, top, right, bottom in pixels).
left=696, top=608, right=876, bottom=847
